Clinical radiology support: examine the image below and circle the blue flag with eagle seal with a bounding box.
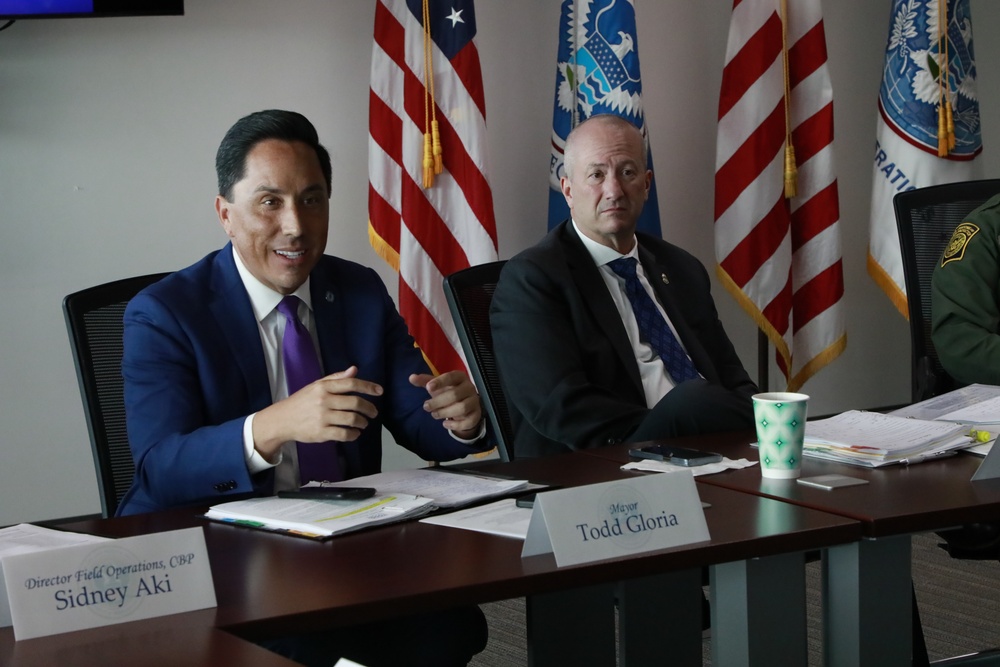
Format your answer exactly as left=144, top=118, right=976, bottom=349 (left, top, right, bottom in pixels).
left=868, top=0, right=982, bottom=314
left=547, top=0, right=661, bottom=236
left=878, top=0, right=979, bottom=157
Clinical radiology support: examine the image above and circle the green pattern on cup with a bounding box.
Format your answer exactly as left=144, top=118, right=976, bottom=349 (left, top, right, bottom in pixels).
left=753, top=393, right=808, bottom=479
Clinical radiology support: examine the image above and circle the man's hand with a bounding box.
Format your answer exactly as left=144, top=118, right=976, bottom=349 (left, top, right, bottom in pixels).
left=410, top=370, right=484, bottom=439
left=252, top=366, right=383, bottom=460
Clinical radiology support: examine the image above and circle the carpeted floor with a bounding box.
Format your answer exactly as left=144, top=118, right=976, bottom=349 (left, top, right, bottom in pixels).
left=470, top=532, right=1000, bottom=665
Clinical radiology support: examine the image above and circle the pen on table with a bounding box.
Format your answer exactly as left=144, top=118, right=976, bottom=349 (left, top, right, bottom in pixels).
left=901, top=450, right=958, bottom=466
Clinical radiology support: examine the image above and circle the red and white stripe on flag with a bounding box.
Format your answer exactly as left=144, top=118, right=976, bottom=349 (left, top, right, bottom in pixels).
left=368, top=0, right=498, bottom=375
left=714, top=0, right=845, bottom=391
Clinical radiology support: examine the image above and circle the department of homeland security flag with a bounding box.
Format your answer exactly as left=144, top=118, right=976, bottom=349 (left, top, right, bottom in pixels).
left=548, top=0, right=661, bottom=236
left=369, top=0, right=499, bottom=375
left=715, top=0, right=845, bottom=392
left=868, top=0, right=981, bottom=316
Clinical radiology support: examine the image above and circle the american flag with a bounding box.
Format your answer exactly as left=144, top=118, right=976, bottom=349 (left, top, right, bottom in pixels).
left=714, top=0, right=845, bottom=391
left=368, top=0, right=498, bottom=375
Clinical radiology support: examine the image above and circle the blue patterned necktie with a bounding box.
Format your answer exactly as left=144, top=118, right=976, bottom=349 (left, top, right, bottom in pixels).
left=277, top=295, right=343, bottom=483
left=607, top=257, right=701, bottom=384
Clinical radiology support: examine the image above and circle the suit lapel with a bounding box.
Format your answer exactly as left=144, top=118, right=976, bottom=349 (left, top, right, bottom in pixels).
left=308, top=260, right=362, bottom=477
left=209, top=246, right=272, bottom=412
left=558, top=225, right=645, bottom=394
left=309, top=261, right=351, bottom=377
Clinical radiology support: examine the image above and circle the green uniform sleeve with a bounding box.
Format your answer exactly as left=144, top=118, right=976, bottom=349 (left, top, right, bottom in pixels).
left=931, top=210, right=1000, bottom=384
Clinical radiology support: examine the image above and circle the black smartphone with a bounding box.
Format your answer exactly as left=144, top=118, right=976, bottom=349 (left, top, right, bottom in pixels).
left=515, top=493, right=536, bottom=509
left=628, top=444, right=723, bottom=467
left=277, top=487, right=377, bottom=501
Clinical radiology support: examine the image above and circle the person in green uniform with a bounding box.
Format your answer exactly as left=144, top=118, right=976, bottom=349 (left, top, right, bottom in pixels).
left=931, top=194, right=1000, bottom=386
left=932, top=200, right=1000, bottom=561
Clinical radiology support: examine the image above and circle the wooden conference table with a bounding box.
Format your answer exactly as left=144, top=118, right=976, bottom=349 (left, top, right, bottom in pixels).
left=0, top=449, right=861, bottom=667
left=587, top=430, right=1000, bottom=667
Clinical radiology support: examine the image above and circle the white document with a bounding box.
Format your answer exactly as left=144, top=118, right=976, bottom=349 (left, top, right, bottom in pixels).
left=521, top=472, right=709, bottom=568
left=967, top=442, right=993, bottom=457
left=891, top=383, right=1000, bottom=423
left=420, top=499, right=532, bottom=539
left=803, top=411, right=971, bottom=465
left=205, top=493, right=435, bottom=539
left=0, top=524, right=110, bottom=628
left=936, top=395, right=1000, bottom=426
left=621, top=457, right=757, bottom=476
left=310, top=468, right=529, bottom=508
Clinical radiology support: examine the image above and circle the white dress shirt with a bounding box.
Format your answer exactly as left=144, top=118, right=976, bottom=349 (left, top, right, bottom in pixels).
left=231, top=248, right=484, bottom=492
left=570, top=220, right=700, bottom=408
left=232, top=247, right=317, bottom=492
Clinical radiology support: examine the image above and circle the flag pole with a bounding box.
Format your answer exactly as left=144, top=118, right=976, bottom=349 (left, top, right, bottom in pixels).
left=757, top=329, right=769, bottom=391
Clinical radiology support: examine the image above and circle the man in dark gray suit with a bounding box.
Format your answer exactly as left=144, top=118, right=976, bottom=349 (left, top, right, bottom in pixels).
left=491, top=114, right=756, bottom=459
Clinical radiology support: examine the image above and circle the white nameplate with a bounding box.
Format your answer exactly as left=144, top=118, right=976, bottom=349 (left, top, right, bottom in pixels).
left=522, top=472, right=709, bottom=567
left=2, top=527, right=216, bottom=640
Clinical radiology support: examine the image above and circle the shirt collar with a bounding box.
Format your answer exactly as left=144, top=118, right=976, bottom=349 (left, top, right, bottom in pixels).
left=231, top=246, right=312, bottom=322
left=570, top=219, right=640, bottom=267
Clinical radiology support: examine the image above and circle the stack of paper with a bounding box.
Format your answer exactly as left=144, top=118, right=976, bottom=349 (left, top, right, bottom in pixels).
left=311, top=468, right=530, bottom=508
left=0, top=524, right=110, bottom=627
left=205, top=493, right=436, bottom=539
left=892, top=384, right=1000, bottom=425
left=803, top=410, right=972, bottom=467
left=206, top=468, right=533, bottom=540
left=420, top=499, right=533, bottom=539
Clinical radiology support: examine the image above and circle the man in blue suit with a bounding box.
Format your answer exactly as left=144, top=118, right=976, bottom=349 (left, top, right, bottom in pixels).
left=119, top=109, right=489, bottom=666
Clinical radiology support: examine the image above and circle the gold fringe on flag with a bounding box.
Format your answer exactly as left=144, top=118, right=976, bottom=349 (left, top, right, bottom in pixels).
left=780, top=0, right=797, bottom=198
left=937, top=0, right=955, bottom=156
left=422, top=0, right=442, bottom=188
left=422, top=130, right=434, bottom=188
left=432, top=119, right=443, bottom=174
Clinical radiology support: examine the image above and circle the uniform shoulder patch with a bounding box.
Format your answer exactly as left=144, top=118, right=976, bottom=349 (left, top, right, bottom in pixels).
left=941, top=221, right=981, bottom=266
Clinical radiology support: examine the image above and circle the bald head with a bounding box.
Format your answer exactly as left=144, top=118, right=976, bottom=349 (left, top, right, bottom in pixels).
left=559, top=114, right=652, bottom=253
left=563, top=114, right=647, bottom=179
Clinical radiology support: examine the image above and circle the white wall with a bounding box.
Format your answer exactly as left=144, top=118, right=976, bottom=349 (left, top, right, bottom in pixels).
left=1, top=0, right=997, bottom=525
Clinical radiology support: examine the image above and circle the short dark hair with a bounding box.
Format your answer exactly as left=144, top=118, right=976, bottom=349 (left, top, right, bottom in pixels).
left=215, top=109, right=332, bottom=200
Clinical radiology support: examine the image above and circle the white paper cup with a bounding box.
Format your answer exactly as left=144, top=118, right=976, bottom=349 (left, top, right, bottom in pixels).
left=752, top=392, right=809, bottom=479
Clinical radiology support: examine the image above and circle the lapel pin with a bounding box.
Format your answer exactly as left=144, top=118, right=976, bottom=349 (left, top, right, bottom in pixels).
left=661, top=273, right=669, bottom=285
left=325, top=291, right=335, bottom=302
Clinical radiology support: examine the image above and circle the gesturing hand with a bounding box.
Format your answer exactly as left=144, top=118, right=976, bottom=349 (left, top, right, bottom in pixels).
left=252, top=366, right=384, bottom=459
left=409, top=370, right=483, bottom=439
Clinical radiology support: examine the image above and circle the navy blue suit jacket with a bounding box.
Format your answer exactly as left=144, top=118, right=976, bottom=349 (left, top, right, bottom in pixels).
left=117, top=244, right=484, bottom=516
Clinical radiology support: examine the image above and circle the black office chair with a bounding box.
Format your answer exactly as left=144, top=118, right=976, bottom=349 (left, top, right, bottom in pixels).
left=63, top=273, right=170, bottom=517
left=895, top=180, right=1000, bottom=666
left=443, top=261, right=515, bottom=462
left=893, top=178, right=1000, bottom=403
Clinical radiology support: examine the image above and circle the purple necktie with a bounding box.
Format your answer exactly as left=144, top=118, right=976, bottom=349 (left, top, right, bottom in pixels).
left=277, top=295, right=343, bottom=483
left=608, top=257, right=701, bottom=384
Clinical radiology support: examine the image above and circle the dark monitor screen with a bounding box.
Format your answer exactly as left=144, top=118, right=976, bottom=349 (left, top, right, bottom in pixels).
left=0, top=0, right=183, bottom=19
